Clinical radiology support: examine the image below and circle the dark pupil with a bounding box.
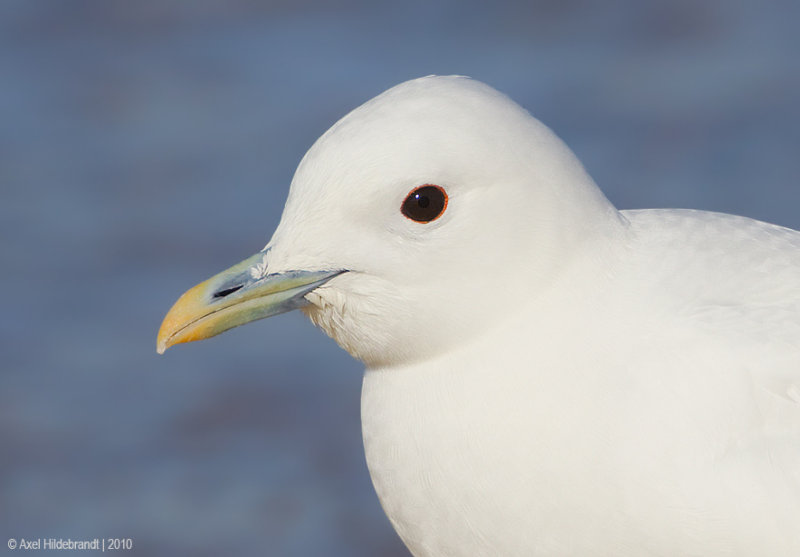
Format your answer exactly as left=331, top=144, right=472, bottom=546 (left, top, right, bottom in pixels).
left=402, top=185, right=446, bottom=222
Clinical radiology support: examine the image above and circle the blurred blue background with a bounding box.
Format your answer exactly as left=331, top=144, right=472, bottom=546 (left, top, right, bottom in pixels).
left=1, top=1, right=798, bottom=555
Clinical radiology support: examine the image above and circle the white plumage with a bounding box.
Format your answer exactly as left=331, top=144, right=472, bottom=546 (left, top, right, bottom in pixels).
left=174, top=75, right=800, bottom=555
left=290, top=77, right=800, bottom=556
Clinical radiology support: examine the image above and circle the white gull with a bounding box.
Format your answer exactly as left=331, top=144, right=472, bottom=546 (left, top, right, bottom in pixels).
left=158, top=76, right=800, bottom=556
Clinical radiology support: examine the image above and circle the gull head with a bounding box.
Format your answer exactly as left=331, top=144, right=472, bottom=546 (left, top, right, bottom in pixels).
left=157, top=75, right=617, bottom=367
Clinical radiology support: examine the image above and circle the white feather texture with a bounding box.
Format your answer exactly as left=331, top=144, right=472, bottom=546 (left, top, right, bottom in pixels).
left=261, top=76, right=800, bottom=556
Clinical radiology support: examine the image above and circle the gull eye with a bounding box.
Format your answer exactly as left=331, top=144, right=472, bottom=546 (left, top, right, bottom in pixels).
left=401, top=185, right=448, bottom=223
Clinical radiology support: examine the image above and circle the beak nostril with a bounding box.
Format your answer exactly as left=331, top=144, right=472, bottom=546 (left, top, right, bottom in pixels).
left=213, top=285, right=243, bottom=299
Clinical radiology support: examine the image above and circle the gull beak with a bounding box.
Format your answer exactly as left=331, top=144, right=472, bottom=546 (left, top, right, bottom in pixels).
left=157, top=251, right=343, bottom=354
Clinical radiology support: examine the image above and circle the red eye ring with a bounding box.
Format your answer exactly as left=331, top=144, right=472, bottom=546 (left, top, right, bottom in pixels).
left=401, top=184, right=449, bottom=223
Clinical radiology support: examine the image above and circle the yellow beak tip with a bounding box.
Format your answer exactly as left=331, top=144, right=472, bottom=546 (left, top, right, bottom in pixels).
left=156, top=337, right=169, bottom=355
left=156, top=280, right=213, bottom=355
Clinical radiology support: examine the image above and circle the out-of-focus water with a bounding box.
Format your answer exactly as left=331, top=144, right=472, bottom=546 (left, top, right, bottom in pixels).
left=1, top=1, right=798, bottom=556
